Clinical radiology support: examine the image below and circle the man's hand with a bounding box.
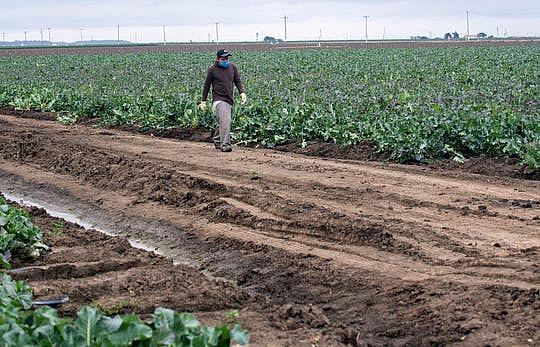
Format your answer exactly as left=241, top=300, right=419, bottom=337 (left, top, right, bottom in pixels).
left=199, top=101, right=207, bottom=112
left=240, top=93, right=247, bottom=105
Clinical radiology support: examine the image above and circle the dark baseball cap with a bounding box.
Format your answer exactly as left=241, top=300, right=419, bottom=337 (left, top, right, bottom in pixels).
left=216, top=49, right=232, bottom=58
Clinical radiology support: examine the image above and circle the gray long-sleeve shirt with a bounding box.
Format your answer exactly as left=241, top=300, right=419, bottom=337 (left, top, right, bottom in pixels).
left=202, top=62, right=245, bottom=106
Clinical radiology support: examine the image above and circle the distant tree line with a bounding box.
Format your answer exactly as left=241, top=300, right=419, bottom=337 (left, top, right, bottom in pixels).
left=263, top=36, right=283, bottom=44
left=443, top=32, right=490, bottom=40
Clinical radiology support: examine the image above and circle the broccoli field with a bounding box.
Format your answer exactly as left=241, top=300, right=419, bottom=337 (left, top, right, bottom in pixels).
left=0, top=42, right=539, bottom=346
left=0, top=45, right=538, bottom=169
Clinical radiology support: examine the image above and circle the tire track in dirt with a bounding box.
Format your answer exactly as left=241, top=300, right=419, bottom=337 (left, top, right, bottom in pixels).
left=7, top=160, right=534, bottom=288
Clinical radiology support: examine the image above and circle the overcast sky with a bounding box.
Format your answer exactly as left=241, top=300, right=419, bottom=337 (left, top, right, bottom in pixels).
left=1, top=0, right=539, bottom=42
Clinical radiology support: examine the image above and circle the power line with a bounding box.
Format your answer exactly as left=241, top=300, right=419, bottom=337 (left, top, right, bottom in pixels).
left=215, top=22, right=219, bottom=45
left=162, top=25, right=167, bottom=45
left=466, top=10, right=470, bottom=39
left=283, top=15, right=288, bottom=41
left=363, top=15, right=369, bottom=43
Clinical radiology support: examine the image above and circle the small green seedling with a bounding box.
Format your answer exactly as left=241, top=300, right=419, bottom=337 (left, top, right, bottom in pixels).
left=52, top=221, right=64, bottom=237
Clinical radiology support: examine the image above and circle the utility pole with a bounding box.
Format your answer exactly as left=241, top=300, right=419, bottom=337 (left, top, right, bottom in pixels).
left=117, top=24, right=120, bottom=44
left=134, top=32, right=137, bottom=43
left=40, top=28, right=43, bottom=44
left=319, top=28, right=322, bottom=41
left=496, top=26, right=499, bottom=37
left=162, top=25, right=166, bottom=45
left=466, top=10, right=470, bottom=40
left=256, top=32, right=259, bottom=42
left=24, top=31, right=27, bottom=44
left=1, top=32, right=5, bottom=43
left=283, top=15, right=288, bottom=41
left=80, top=28, right=84, bottom=44
left=208, top=32, right=211, bottom=42
left=47, top=27, right=51, bottom=43
left=215, top=22, right=219, bottom=45
left=383, top=27, right=386, bottom=40
left=363, top=15, right=369, bottom=43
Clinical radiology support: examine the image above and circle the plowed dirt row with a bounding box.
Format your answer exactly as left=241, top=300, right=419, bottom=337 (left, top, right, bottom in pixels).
left=1, top=114, right=539, bottom=346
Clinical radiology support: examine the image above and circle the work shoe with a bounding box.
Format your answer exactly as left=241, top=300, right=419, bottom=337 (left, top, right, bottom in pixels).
left=214, top=142, right=221, bottom=149
left=221, top=145, right=232, bottom=152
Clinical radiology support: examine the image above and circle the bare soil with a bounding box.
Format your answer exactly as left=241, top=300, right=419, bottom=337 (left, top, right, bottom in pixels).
left=1, top=114, right=539, bottom=346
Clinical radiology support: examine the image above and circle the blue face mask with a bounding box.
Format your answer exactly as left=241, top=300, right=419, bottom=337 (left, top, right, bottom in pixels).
left=218, top=60, right=230, bottom=68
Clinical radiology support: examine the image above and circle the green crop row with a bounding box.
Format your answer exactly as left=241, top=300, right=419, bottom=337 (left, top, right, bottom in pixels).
left=0, top=273, right=249, bottom=347
left=0, top=46, right=538, bottom=170
left=0, top=196, right=48, bottom=268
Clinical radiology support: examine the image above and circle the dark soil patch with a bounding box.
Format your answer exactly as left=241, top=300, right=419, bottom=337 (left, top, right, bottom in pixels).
left=273, top=141, right=389, bottom=161
left=430, top=156, right=540, bottom=181
left=109, top=124, right=214, bottom=143
left=0, top=106, right=58, bottom=121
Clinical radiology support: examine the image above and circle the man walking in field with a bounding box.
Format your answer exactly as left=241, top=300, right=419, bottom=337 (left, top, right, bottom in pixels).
left=199, top=49, right=247, bottom=152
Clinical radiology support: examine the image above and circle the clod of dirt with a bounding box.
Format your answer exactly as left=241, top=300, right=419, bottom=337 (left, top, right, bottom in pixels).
left=273, top=304, right=331, bottom=330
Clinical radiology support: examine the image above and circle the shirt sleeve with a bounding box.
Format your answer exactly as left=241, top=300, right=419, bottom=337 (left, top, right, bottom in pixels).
left=202, top=67, right=213, bottom=101
left=233, top=64, right=246, bottom=94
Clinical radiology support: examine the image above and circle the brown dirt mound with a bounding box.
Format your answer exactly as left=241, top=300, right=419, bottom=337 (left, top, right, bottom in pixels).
left=274, top=141, right=388, bottom=161
left=106, top=124, right=214, bottom=143
left=0, top=106, right=58, bottom=121
left=431, top=156, right=540, bottom=181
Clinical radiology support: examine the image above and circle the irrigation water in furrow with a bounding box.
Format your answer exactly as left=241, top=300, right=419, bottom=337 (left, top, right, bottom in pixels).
left=1, top=114, right=539, bottom=346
